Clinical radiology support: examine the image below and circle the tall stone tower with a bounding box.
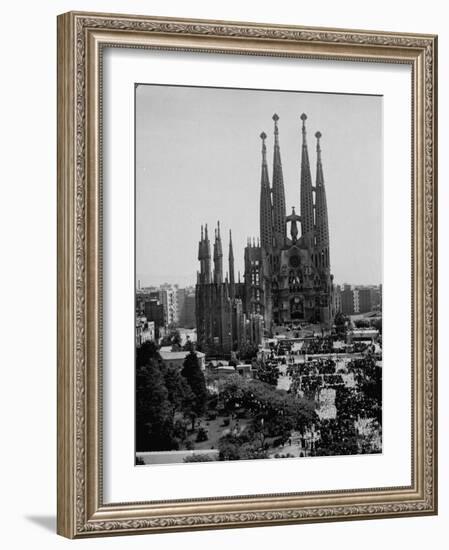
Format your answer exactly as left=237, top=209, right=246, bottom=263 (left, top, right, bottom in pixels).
left=259, top=132, right=273, bottom=252
left=254, top=112, right=335, bottom=329
left=196, top=112, right=335, bottom=354
left=300, top=113, right=315, bottom=249
left=314, top=131, right=330, bottom=272
left=196, top=222, right=249, bottom=355
left=228, top=230, right=235, bottom=298
left=271, top=114, right=286, bottom=251
left=213, top=221, right=223, bottom=284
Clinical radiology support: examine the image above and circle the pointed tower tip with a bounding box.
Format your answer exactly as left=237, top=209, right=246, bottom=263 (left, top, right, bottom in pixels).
left=315, top=132, right=322, bottom=156
left=273, top=114, right=279, bottom=140
left=300, top=114, right=308, bottom=142
left=260, top=132, right=268, bottom=165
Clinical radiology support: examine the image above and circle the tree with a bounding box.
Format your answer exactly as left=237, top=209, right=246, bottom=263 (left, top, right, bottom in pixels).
left=218, top=376, right=317, bottom=447
left=196, top=427, right=208, bottom=442
left=334, top=386, right=361, bottom=422
left=218, top=435, right=242, bottom=461
left=217, top=373, right=247, bottom=414
left=135, top=360, right=177, bottom=451
left=346, top=358, right=382, bottom=423
left=160, top=329, right=182, bottom=349
left=136, top=340, right=160, bottom=368
left=238, top=342, right=259, bottom=361
left=290, top=371, right=323, bottom=401
left=183, top=338, right=195, bottom=352
left=181, top=351, right=208, bottom=429
left=371, top=318, right=382, bottom=334
left=163, top=364, right=195, bottom=414
left=314, top=418, right=359, bottom=456
left=334, top=311, right=349, bottom=337
left=247, top=385, right=316, bottom=443
left=218, top=432, right=268, bottom=461
left=136, top=342, right=198, bottom=450
left=256, top=361, right=280, bottom=386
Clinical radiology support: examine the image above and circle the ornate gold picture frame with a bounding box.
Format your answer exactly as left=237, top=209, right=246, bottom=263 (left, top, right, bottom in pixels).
left=57, top=11, right=437, bottom=538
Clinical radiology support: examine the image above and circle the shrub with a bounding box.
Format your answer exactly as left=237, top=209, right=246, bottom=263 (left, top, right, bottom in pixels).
left=196, top=427, right=208, bottom=442
left=183, top=453, right=214, bottom=463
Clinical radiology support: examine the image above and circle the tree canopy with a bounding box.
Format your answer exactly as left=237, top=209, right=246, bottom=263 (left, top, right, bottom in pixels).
left=136, top=344, right=208, bottom=450
left=181, top=351, right=209, bottom=426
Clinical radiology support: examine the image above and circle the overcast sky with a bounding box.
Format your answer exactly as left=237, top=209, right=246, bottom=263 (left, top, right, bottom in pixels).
left=136, top=84, right=382, bottom=288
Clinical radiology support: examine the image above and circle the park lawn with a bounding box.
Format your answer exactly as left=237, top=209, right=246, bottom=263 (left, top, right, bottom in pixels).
left=184, top=414, right=251, bottom=451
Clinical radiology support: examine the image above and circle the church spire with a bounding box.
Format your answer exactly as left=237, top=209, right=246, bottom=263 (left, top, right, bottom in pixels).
left=272, top=114, right=286, bottom=248
left=229, top=229, right=235, bottom=297
left=198, top=225, right=204, bottom=260
left=314, top=131, right=330, bottom=270
left=198, top=223, right=211, bottom=283
left=300, top=113, right=315, bottom=246
left=198, top=225, right=205, bottom=282
left=204, top=224, right=211, bottom=283
left=259, top=131, right=274, bottom=251
left=213, top=221, right=223, bottom=284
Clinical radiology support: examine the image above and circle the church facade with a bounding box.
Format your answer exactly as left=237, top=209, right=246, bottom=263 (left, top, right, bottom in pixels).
left=196, top=113, right=335, bottom=355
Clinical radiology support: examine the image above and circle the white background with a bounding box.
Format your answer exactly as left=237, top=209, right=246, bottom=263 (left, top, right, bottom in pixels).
left=0, top=0, right=446, bottom=548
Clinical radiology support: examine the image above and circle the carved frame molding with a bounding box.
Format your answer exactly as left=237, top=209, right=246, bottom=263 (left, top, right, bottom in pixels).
left=57, top=11, right=437, bottom=538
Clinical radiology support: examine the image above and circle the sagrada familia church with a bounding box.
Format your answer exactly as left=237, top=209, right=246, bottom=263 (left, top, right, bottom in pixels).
left=195, top=113, right=335, bottom=355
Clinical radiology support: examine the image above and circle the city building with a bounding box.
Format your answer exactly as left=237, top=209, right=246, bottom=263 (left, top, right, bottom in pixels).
left=159, top=283, right=179, bottom=326
left=340, top=284, right=355, bottom=315
left=347, top=328, right=379, bottom=344
left=177, top=287, right=196, bottom=328
left=176, top=287, right=186, bottom=325
left=183, top=293, right=196, bottom=327
left=159, top=347, right=206, bottom=371
left=357, top=287, right=372, bottom=313
left=135, top=317, right=155, bottom=348
left=177, top=328, right=197, bottom=347
left=137, top=285, right=183, bottom=330
left=338, top=284, right=382, bottom=315
left=143, top=299, right=165, bottom=330
left=196, top=113, right=335, bottom=354
left=334, top=284, right=342, bottom=315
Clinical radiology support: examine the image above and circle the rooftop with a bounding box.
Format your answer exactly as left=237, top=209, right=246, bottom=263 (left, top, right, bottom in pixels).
left=160, top=350, right=205, bottom=361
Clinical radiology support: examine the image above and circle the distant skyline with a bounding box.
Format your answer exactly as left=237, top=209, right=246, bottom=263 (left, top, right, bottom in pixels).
left=136, top=84, right=383, bottom=288
left=136, top=281, right=382, bottom=291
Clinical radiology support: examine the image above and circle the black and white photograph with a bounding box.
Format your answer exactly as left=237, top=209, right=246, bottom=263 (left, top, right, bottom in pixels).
left=135, top=83, right=383, bottom=466
left=1, top=0, right=441, bottom=544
